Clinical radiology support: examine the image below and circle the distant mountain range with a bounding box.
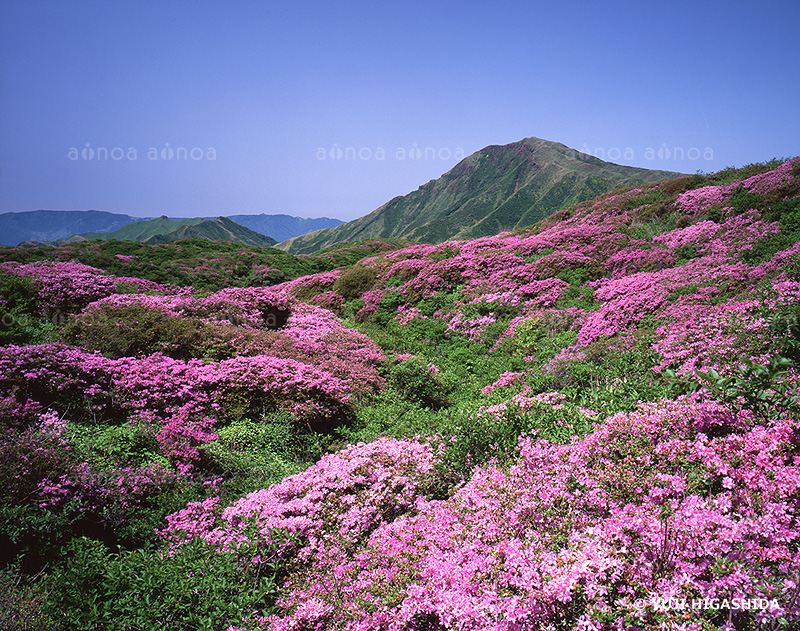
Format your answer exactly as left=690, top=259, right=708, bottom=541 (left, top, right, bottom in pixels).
left=277, top=137, right=684, bottom=254
left=0, top=211, right=343, bottom=247
left=226, top=215, right=345, bottom=243
left=0, top=210, right=147, bottom=246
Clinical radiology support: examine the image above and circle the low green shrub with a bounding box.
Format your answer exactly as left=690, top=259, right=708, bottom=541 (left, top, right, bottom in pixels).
left=200, top=415, right=307, bottom=500
left=332, top=265, right=378, bottom=301
left=0, top=272, right=56, bottom=345
left=743, top=231, right=799, bottom=265
left=45, top=535, right=287, bottom=631
left=383, top=357, right=453, bottom=409
left=667, top=355, right=799, bottom=420
left=60, top=303, right=207, bottom=359
left=0, top=565, right=54, bottom=630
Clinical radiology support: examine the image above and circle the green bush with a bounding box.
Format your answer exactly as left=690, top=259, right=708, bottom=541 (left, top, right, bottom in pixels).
left=416, top=291, right=458, bottom=317
left=340, top=391, right=441, bottom=447
left=369, top=290, right=406, bottom=325
left=383, top=357, right=453, bottom=409
left=703, top=159, right=785, bottom=186
left=554, top=285, right=595, bottom=310
left=332, top=265, right=378, bottom=301
left=60, top=303, right=208, bottom=359
left=200, top=416, right=306, bottom=500
left=742, top=231, right=800, bottom=264
left=0, top=501, right=76, bottom=571
left=0, top=565, right=54, bottom=630
left=726, top=185, right=765, bottom=216
left=667, top=355, right=799, bottom=420
left=629, top=188, right=666, bottom=210
left=674, top=243, right=702, bottom=263
left=556, top=263, right=605, bottom=285
left=0, top=272, right=56, bottom=345
left=427, top=245, right=459, bottom=262
left=504, top=315, right=577, bottom=360
left=45, top=534, right=287, bottom=631
left=437, top=402, right=595, bottom=485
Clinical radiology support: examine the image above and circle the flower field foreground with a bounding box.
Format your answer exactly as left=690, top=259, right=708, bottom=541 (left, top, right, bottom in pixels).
left=176, top=400, right=800, bottom=631
left=2, top=157, right=800, bottom=629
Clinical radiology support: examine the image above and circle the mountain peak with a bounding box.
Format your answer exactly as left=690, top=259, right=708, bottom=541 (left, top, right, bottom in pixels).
left=278, top=137, right=684, bottom=254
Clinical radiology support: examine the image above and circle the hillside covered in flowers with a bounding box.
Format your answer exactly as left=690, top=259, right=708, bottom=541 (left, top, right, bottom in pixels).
left=1, top=157, right=800, bottom=630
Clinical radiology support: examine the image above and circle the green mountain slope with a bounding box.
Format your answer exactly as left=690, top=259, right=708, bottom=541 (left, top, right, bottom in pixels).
left=277, top=137, right=683, bottom=254
left=80, top=215, right=277, bottom=248
left=81, top=216, right=207, bottom=241
left=144, top=217, right=277, bottom=247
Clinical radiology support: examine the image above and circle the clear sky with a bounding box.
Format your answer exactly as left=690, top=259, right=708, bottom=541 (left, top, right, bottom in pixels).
left=1, top=0, right=798, bottom=222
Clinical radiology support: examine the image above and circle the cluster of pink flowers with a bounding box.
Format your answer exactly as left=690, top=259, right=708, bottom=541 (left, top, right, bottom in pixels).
left=674, top=157, right=800, bottom=217
left=0, top=260, right=177, bottom=312
left=517, top=278, right=570, bottom=307
left=738, top=156, right=800, bottom=194
left=395, top=305, right=427, bottom=326
left=444, top=311, right=497, bottom=341
left=675, top=186, right=732, bottom=218
left=474, top=387, right=596, bottom=425
left=159, top=436, right=439, bottom=558
left=76, top=285, right=385, bottom=393
left=480, top=371, right=525, bottom=395
left=651, top=296, right=769, bottom=374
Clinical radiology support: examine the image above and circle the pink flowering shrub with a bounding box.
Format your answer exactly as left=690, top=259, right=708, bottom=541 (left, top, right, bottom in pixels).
left=0, top=260, right=176, bottom=314
left=42, top=461, right=180, bottom=519
left=159, top=437, right=440, bottom=558
left=651, top=297, right=770, bottom=374
left=480, top=371, right=525, bottom=395
left=193, top=400, right=800, bottom=631
left=0, top=409, right=73, bottom=505
left=675, top=185, right=732, bottom=218
left=0, top=342, right=119, bottom=421
left=0, top=341, right=355, bottom=479
left=62, top=286, right=384, bottom=393
left=108, top=351, right=355, bottom=431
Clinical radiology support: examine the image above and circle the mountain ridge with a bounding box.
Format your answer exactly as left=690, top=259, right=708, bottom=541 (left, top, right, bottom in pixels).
left=142, top=216, right=278, bottom=247
left=0, top=210, right=342, bottom=246
left=277, top=137, right=684, bottom=254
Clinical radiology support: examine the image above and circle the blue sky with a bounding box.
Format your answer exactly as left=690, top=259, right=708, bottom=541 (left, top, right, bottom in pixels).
left=1, top=0, right=798, bottom=221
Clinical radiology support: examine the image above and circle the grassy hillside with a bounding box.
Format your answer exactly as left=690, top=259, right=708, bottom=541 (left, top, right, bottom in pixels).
left=278, top=137, right=682, bottom=254
left=83, top=216, right=301, bottom=248
left=80, top=215, right=206, bottom=241
left=143, top=217, right=278, bottom=248
left=1, top=157, right=799, bottom=630
left=0, top=236, right=411, bottom=293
